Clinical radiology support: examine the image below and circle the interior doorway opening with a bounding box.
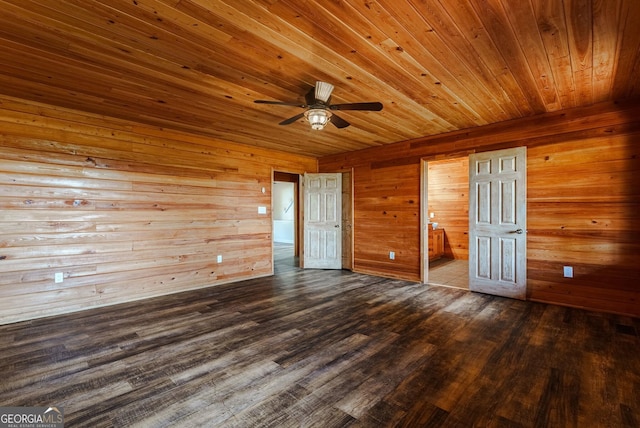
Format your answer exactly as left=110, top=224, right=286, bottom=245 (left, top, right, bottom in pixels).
left=273, top=171, right=300, bottom=272
left=273, top=170, right=353, bottom=272
left=421, top=157, right=470, bottom=288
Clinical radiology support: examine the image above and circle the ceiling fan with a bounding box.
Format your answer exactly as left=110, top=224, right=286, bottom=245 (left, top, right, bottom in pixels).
left=254, top=81, right=383, bottom=130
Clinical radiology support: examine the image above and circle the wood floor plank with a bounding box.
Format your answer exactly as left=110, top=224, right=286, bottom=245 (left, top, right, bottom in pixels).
left=1, top=257, right=638, bottom=427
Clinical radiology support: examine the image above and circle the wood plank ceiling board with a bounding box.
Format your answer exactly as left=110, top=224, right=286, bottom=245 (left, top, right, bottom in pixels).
left=0, top=0, right=638, bottom=157
left=591, top=0, right=623, bottom=103
left=564, top=0, right=595, bottom=105
left=532, top=0, right=578, bottom=109
left=612, top=0, right=640, bottom=100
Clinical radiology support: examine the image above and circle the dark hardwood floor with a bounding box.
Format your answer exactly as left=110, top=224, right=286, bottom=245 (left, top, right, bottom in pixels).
left=2, top=251, right=639, bottom=427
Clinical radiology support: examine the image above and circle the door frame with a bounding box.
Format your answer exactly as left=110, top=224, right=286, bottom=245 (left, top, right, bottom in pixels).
left=420, top=159, right=430, bottom=283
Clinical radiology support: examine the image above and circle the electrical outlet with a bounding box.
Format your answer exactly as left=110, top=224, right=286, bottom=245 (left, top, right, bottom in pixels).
left=563, top=266, right=573, bottom=278
left=54, top=272, right=64, bottom=283
left=389, top=251, right=395, bottom=260
left=217, top=255, right=223, bottom=263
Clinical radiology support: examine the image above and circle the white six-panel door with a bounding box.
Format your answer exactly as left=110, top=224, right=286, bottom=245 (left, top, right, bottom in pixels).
left=469, top=147, right=527, bottom=299
left=303, top=173, right=342, bottom=269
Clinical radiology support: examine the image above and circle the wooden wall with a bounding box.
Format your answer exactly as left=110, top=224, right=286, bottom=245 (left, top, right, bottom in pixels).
left=0, top=96, right=317, bottom=325
left=427, top=158, right=469, bottom=260
left=320, top=100, right=640, bottom=317
left=354, top=164, right=421, bottom=279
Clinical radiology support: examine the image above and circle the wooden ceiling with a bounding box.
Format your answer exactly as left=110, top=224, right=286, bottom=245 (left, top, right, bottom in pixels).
left=0, top=0, right=638, bottom=157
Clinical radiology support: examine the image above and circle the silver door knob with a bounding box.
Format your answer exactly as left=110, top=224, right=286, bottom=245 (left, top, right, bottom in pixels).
left=509, top=228, right=523, bottom=234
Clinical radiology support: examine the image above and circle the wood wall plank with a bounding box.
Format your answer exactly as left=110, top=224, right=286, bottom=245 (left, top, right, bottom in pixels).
left=0, top=96, right=317, bottom=325
left=320, top=100, right=640, bottom=316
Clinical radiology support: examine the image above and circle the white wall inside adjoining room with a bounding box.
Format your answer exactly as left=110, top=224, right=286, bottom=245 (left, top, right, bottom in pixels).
left=273, top=182, right=294, bottom=243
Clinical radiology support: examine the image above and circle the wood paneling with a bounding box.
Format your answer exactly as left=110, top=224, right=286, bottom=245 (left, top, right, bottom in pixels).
left=0, top=96, right=317, bottom=325
left=526, top=132, right=640, bottom=315
left=320, top=100, right=640, bottom=316
left=0, top=0, right=638, bottom=157
left=353, top=164, right=421, bottom=279
left=427, top=158, right=469, bottom=260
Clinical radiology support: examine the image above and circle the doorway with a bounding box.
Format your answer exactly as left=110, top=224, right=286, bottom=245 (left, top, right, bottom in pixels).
left=271, top=170, right=354, bottom=272
left=273, top=171, right=300, bottom=272
left=421, top=157, right=470, bottom=288
left=421, top=148, right=528, bottom=300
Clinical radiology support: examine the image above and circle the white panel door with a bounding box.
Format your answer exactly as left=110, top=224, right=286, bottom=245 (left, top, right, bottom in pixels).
left=469, top=147, right=527, bottom=299
left=304, top=173, right=342, bottom=269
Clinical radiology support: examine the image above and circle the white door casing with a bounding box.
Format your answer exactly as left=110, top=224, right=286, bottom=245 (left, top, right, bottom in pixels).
left=469, top=147, right=527, bottom=299
left=303, top=173, right=342, bottom=269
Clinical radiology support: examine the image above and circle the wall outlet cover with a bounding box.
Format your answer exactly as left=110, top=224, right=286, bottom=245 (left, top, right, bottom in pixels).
left=563, top=266, right=573, bottom=278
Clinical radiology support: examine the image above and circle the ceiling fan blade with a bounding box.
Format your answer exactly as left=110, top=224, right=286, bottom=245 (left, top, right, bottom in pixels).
left=330, top=102, right=383, bottom=111
left=254, top=100, right=307, bottom=108
left=279, top=112, right=306, bottom=125
left=330, top=113, right=350, bottom=129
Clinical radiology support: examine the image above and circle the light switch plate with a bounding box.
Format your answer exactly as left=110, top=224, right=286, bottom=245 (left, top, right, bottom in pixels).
left=54, top=272, right=64, bottom=283
left=258, top=206, right=267, bottom=214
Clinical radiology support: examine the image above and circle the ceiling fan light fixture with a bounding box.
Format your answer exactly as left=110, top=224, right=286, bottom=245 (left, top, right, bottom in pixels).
left=305, top=108, right=332, bottom=130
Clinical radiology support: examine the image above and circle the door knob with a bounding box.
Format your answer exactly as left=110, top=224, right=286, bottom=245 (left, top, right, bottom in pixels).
left=509, top=228, right=523, bottom=234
